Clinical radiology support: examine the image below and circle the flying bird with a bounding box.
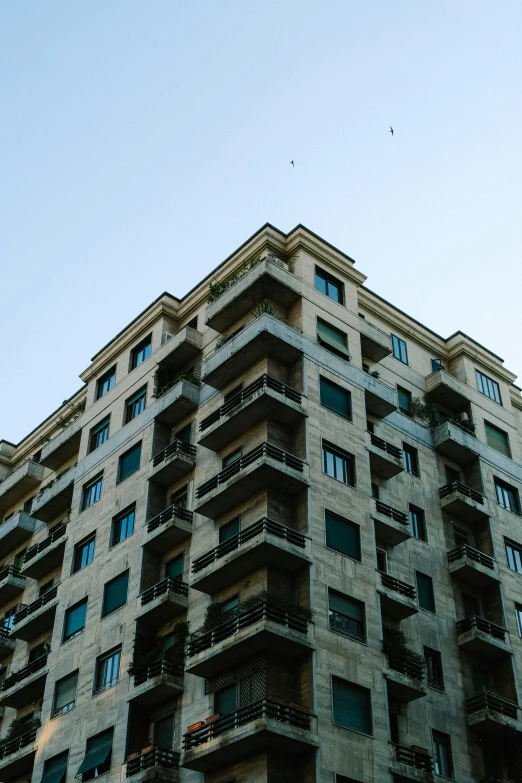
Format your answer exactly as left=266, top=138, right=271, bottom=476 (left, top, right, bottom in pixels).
left=290, top=160, right=294, bottom=167
left=389, top=126, right=394, bottom=136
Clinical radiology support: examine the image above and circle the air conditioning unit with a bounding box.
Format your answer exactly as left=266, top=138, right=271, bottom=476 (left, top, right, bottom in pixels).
left=455, top=412, right=470, bottom=425
left=162, top=332, right=174, bottom=346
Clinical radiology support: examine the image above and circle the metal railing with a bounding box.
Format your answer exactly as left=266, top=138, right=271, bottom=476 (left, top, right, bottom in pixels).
left=394, top=744, right=433, bottom=771
left=0, top=565, right=22, bottom=583
left=456, top=615, right=507, bottom=642
left=374, top=500, right=408, bottom=525
left=368, top=433, right=402, bottom=460
left=0, top=626, right=12, bottom=642
left=466, top=686, right=519, bottom=720
left=380, top=572, right=416, bottom=600
left=184, top=698, right=312, bottom=750
left=200, top=375, right=302, bottom=432
left=140, top=577, right=188, bottom=606
left=1, top=653, right=49, bottom=692
left=386, top=652, right=424, bottom=681
left=14, top=584, right=59, bottom=625
left=437, top=415, right=476, bottom=436
left=439, top=481, right=484, bottom=505
left=152, top=439, right=196, bottom=468
left=0, top=726, right=38, bottom=760
left=447, top=544, right=495, bottom=570
left=133, top=655, right=184, bottom=687
left=197, top=442, right=305, bottom=499
left=51, top=699, right=75, bottom=719
left=92, top=676, right=119, bottom=697
left=23, top=524, right=67, bottom=564
left=126, top=748, right=179, bottom=777
left=147, top=503, right=193, bottom=534
left=329, top=611, right=365, bottom=643
left=188, top=598, right=309, bottom=657
left=192, top=517, right=306, bottom=573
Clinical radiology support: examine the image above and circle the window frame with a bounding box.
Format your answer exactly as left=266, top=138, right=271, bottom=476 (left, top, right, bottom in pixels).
left=319, top=376, right=352, bottom=420
left=101, top=570, right=130, bottom=619
left=72, top=535, right=96, bottom=574
left=505, top=538, right=522, bottom=573
left=397, top=386, right=412, bottom=416
left=392, top=335, right=408, bottom=365
left=403, top=443, right=420, bottom=476
left=315, top=266, right=344, bottom=304
left=124, top=386, right=147, bottom=424
left=89, top=417, right=110, bottom=453
left=96, top=367, right=116, bottom=401
left=94, top=646, right=122, bottom=696
left=130, top=334, right=152, bottom=371
left=424, top=647, right=444, bottom=691
left=515, top=603, right=522, bottom=636
left=432, top=729, right=454, bottom=779
left=317, top=318, right=350, bottom=359
left=328, top=588, right=366, bottom=643
left=331, top=675, right=373, bottom=736
left=117, top=442, right=142, bottom=484
left=495, top=478, right=520, bottom=514
left=416, top=571, right=436, bottom=614
left=81, top=474, right=103, bottom=512
left=476, top=369, right=502, bottom=405
left=484, top=420, right=511, bottom=458
left=324, top=509, right=361, bottom=562
left=322, top=441, right=355, bottom=486
left=409, top=504, right=427, bottom=542
left=110, top=505, right=135, bottom=548
left=62, top=598, right=88, bottom=644
left=51, top=670, right=79, bottom=719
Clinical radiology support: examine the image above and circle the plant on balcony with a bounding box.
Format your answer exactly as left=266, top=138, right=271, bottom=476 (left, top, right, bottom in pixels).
left=207, top=256, right=261, bottom=303
left=128, top=621, right=188, bottom=675
left=153, top=361, right=200, bottom=399
left=3, top=716, right=41, bottom=742
left=411, top=395, right=475, bottom=434
left=194, top=591, right=312, bottom=638
left=251, top=299, right=279, bottom=319
left=56, top=399, right=86, bottom=430
left=382, top=630, right=424, bottom=668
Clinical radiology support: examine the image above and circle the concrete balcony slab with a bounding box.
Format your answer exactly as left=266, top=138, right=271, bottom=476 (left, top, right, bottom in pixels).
left=359, top=320, right=393, bottom=362
left=31, top=466, right=76, bottom=523
left=128, top=671, right=184, bottom=707
left=40, top=420, right=82, bottom=470
left=426, top=369, right=470, bottom=411
left=0, top=663, right=48, bottom=709
left=0, top=460, right=45, bottom=514
left=367, top=432, right=403, bottom=478
left=149, top=442, right=196, bottom=487
left=144, top=506, right=193, bottom=553
left=0, top=730, right=37, bottom=780
left=433, top=420, right=478, bottom=464
left=466, top=688, right=520, bottom=735
left=364, top=378, right=397, bottom=419
left=0, top=567, right=26, bottom=604
left=448, top=546, right=500, bottom=589
left=0, top=512, right=35, bottom=557
left=373, top=504, right=410, bottom=547
left=0, top=631, right=15, bottom=663
left=378, top=573, right=418, bottom=620
left=457, top=618, right=511, bottom=660
left=385, top=670, right=427, bottom=703
left=156, top=327, right=202, bottom=371
left=136, top=579, right=189, bottom=627
left=154, top=380, right=200, bottom=427
left=21, top=525, right=67, bottom=580
left=439, top=482, right=489, bottom=523
left=125, top=749, right=179, bottom=783
left=12, top=586, right=59, bottom=642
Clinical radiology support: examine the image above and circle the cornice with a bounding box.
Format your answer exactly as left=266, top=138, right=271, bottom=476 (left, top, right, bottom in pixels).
left=286, top=226, right=367, bottom=287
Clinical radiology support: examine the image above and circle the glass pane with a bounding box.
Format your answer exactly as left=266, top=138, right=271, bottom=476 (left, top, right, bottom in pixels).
left=325, top=512, right=361, bottom=560
left=315, top=272, right=327, bottom=295
left=219, top=518, right=240, bottom=542
left=102, top=572, right=129, bottom=617
left=320, top=378, right=350, bottom=418
left=417, top=573, right=435, bottom=612
left=119, top=444, right=141, bottom=481
left=153, top=715, right=174, bottom=749
left=166, top=554, right=184, bottom=580
left=64, top=601, right=87, bottom=640
left=485, top=422, right=510, bottom=457
left=216, top=683, right=237, bottom=714
left=55, top=672, right=78, bottom=710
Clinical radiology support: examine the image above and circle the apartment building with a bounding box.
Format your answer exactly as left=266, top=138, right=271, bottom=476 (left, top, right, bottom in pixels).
left=0, top=222, right=521, bottom=783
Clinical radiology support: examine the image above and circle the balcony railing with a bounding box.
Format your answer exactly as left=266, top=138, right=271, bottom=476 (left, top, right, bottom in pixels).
left=23, top=524, right=67, bottom=564
left=466, top=687, right=519, bottom=720
left=368, top=433, right=402, bottom=460
left=380, top=572, right=416, bottom=600
left=448, top=544, right=495, bottom=570
left=0, top=565, right=22, bottom=583
left=0, top=726, right=38, bottom=760
left=152, top=440, right=196, bottom=468
left=374, top=500, right=408, bottom=526
left=328, top=611, right=365, bottom=643
left=14, top=584, right=59, bottom=625
left=183, top=698, right=312, bottom=750
left=141, top=577, right=188, bottom=606
left=134, top=655, right=184, bottom=687
left=126, top=748, right=179, bottom=778
left=192, top=517, right=306, bottom=573
left=197, top=443, right=305, bottom=499
left=147, top=504, right=193, bottom=534
left=456, top=615, right=507, bottom=642
left=394, top=744, right=433, bottom=772
left=1, top=653, right=48, bottom=692
left=440, top=481, right=484, bottom=504
left=188, top=598, right=309, bottom=657
left=0, top=626, right=11, bottom=642
left=386, top=652, right=424, bottom=682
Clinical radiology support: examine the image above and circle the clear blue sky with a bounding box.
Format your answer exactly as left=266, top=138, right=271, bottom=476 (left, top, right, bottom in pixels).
left=2, top=1, right=521, bottom=443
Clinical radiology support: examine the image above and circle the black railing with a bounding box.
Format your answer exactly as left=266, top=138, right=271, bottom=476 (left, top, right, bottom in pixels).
left=466, top=686, right=519, bottom=720
left=183, top=698, right=312, bottom=750
left=448, top=544, right=495, bottom=570
left=380, top=572, right=416, bottom=600
left=439, top=481, right=484, bottom=505
left=1, top=653, right=48, bottom=692
left=126, top=748, right=179, bottom=777
left=0, top=626, right=12, bottom=642
left=374, top=500, right=408, bottom=525
left=51, top=699, right=75, bottom=719
left=456, top=615, right=507, bottom=642
left=152, top=440, right=196, bottom=468
left=141, top=577, right=188, bottom=606
left=197, top=442, right=305, bottom=499
left=329, top=611, right=365, bottom=643
left=192, top=517, right=306, bottom=573
left=188, top=598, right=309, bottom=657
left=0, top=727, right=38, bottom=760
left=0, top=565, right=22, bottom=583
left=23, top=524, right=67, bottom=564
left=394, top=744, right=433, bottom=771
left=133, top=655, right=184, bottom=687
left=147, top=503, right=193, bottom=534
left=369, top=433, right=402, bottom=460
left=386, top=653, right=424, bottom=681
left=14, top=584, right=59, bottom=625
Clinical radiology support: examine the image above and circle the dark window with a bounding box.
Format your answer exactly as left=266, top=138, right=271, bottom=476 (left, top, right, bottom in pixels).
left=72, top=536, right=95, bottom=573
left=14, top=549, right=26, bottom=570
left=130, top=335, right=152, bottom=370
left=392, top=335, right=408, bottom=365
left=166, top=553, right=183, bottom=580
left=505, top=539, right=522, bottom=573
left=52, top=671, right=78, bottom=718
left=102, top=571, right=129, bottom=617
left=39, top=580, right=54, bottom=597
left=222, top=448, right=242, bottom=468
left=495, top=478, right=520, bottom=513
left=445, top=465, right=461, bottom=484
left=424, top=648, right=444, bottom=691
left=81, top=475, right=103, bottom=511
left=371, top=482, right=379, bottom=499
left=89, top=417, right=110, bottom=453
left=366, top=420, right=374, bottom=434
left=337, top=777, right=364, bottom=783
left=315, top=267, right=343, bottom=303
left=328, top=589, right=365, bottom=642
left=476, top=370, right=501, bottom=405
left=171, top=486, right=188, bottom=508
left=41, top=750, right=68, bottom=783
left=29, top=642, right=48, bottom=663
left=463, top=592, right=480, bottom=618
left=409, top=505, right=427, bottom=541
left=110, top=506, right=135, bottom=547
left=431, top=359, right=443, bottom=371
left=403, top=444, right=419, bottom=476
left=317, top=319, right=350, bottom=359
left=77, top=727, right=114, bottom=782
left=117, top=443, right=141, bottom=483
left=219, top=518, right=240, bottom=543
left=322, top=442, right=355, bottom=485
left=63, top=599, right=88, bottom=642
left=215, top=683, right=237, bottom=714
left=94, top=647, right=121, bottom=695
left=175, top=423, right=192, bottom=443
left=416, top=572, right=436, bottom=613
left=23, top=496, right=35, bottom=514
left=516, top=604, right=522, bottom=636
left=125, top=387, right=146, bottom=424
left=432, top=730, right=453, bottom=778
left=397, top=386, right=411, bottom=415
left=325, top=510, right=361, bottom=560
left=153, top=714, right=174, bottom=749
left=453, top=526, right=468, bottom=547
left=485, top=421, right=511, bottom=458
left=332, top=677, right=372, bottom=735
left=376, top=548, right=387, bottom=573
left=320, top=377, right=352, bottom=419
left=96, top=367, right=116, bottom=400
left=187, top=315, right=198, bottom=330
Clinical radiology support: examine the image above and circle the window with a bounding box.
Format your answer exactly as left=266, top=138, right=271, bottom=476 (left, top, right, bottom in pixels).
left=325, top=510, right=361, bottom=561
left=409, top=505, right=427, bottom=542
left=495, top=478, right=520, bottom=513
left=317, top=319, right=350, bottom=359
left=516, top=604, right=522, bottom=636
left=89, top=417, right=110, bottom=453
left=63, top=599, right=88, bottom=643
left=331, top=677, right=372, bottom=735
left=322, top=442, right=355, bottom=485
left=328, top=589, right=365, bottom=642
left=117, top=443, right=141, bottom=483
left=81, top=475, right=103, bottom=511
left=187, top=315, right=198, bottom=330
left=23, top=496, right=35, bottom=514
left=219, top=517, right=240, bottom=543
left=320, top=377, right=351, bottom=419
left=476, top=370, right=501, bottom=405
left=130, top=335, right=152, bottom=370
left=484, top=421, right=511, bottom=457
left=371, top=482, right=379, bottom=499
left=462, top=592, right=480, bottom=618
left=392, top=335, right=408, bottom=365
left=315, top=266, right=343, bottom=303
left=153, top=714, right=174, bottom=749
left=431, top=359, right=443, bottom=372
left=222, top=448, right=242, bottom=468
left=403, top=443, right=419, bottom=476
left=29, top=642, right=48, bottom=663
left=39, top=580, right=54, bottom=596
left=376, top=548, right=387, bottom=573
left=215, top=683, right=237, bottom=714
left=77, top=727, right=114, bottom=782
left=3, top=607, right=17, bottom=632
left=96, top=367, right=116, bottom=400
left=445, top=465, right=461, bottom=485
left=424, top=648, right=444, bottom=691
left=125, top=387, right=146, bottom=424
left=72, top=536, right=95, bottom=573
left=52, top=671, right=78, bottom=718
left=171, top=486, right=188, bottom=508
left=110, top=506, right=135, bottom=547
left=397, top=386, right=412, bottom=416
left=41, top=751, right=68, bottom=783
left=14, top=549, right=26, bottom=570
left=102, top=570, right=129, bottom=617
left=220, top=595, right=239, bottom=618
left=166, top=553, right=183, bottom=580
left=94, top=647, right=121, bottom=695
left=175, top=423, right=192, bottom=443
left=416, top=572, right=436, bottom=613
left=432, top=730, right=453, bottom=778
left=505, top=539, right=522, bottom=573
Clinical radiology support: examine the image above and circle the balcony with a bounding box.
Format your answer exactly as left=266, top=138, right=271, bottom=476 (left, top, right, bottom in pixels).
left=363, top=374, right=397, bottom=419
left=384, top=654, right=427, bottom=703
left=0, top=566, right=26, bottom=604
left=12, top=584, right=59, bottom=642
left=367, top=433, right=403, bottom=479
left=391, top=744, right=433, bottom=782
left=198, top=375, right=306, bottom=452
left=466, top=687, right=520, bottom=734
left=456, top=616, right=512, bottom=659
left=202, top=314, right=304, bottom=390
left=191, top=518, right=311, bottom=595
left=21, top=523, right=67, bottom=580
left=439, top=481, right=489, bottom=523
left=0, top=628, right=15, bottom=663
left=378, top=572, right=418, bottom=620
left=426, top=369, right=470, bottom=411
left=136, top=578, right=188, bottom=626
left=128, top=656, right=184, bottom=707
left=359, top=319, right=393, bottom=363
left=0, top=460, right=45, bottom=514
left=182, top=698, right=318, bottom=772
left=195, top=443, right=309, bottom=519
left=149, top=441, right=196, bottom=487
left=126, top=748, right=179, bottom=783
left=372, top=500, right=410, bottom=546
left=144, top=505, right=193, bottom=553
left=0, top=511, right=36, bottom=555
left=154, top=380, right=200, bottom=427
left=186, top=598, right=314, bottom=678
left=0, top=654, right=48, bottom=709
left=433, top=419, right=478, bottom=463
left=448, top=545, right=500, bottom=588
left=31, top=465, right=76, bottom=523
left=0, top=726, right=38, bottom=779
left=40, top=420, right=82, bottom=470
left=156, top=326, right=203, bottom=371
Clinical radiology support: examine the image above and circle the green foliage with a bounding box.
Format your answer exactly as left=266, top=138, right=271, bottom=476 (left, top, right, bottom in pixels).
left=383, top=629, right=424, bottom=668
left=56, top=399, right=86, bottom=430
left=410, top=395, right=441, bottom=428
left=194, top=591, right=311, bottom=637
left=153, top=362, right=200, bottom=399
left=4, top=717, right=41, bottom=742
left=207, top=256, right=261, bottom=303
left=128, top=621, right=189, bottom=675
left=251, top=299, right=278, bottom=319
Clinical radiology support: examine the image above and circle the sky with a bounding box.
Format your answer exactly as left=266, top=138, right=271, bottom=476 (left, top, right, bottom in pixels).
left=1, top=1, right=521, bottom=444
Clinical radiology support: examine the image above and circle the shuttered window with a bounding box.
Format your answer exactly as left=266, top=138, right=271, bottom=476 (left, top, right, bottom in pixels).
left=320, top=377, right=351, bottom=419
left=397, top=386, right=411, bottom=415
left=484, top=422, right=511, bottom=458
left=317, top=319, right=350, bottom=359
left=325, top=511, right=361, bottom=560
left=63, top=599, right=87, bottom=642
left=166, top=553, right=183, bottom=580
left=117, top=443, right=141, bottom=483
left=77, top=728, right=114, bottom=781
left=416, top=572, right=436, bottom=613
left=52, top=671, right=78, bottom=717
left=332, top=677, right=372, bottom=735
left=102, top=571, right=129, bottom=617
left=328, top=589, right=365, bottom=641
left=41, top=751, right=68, bottom=783
left=215, top=683, right=237, bottom=714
